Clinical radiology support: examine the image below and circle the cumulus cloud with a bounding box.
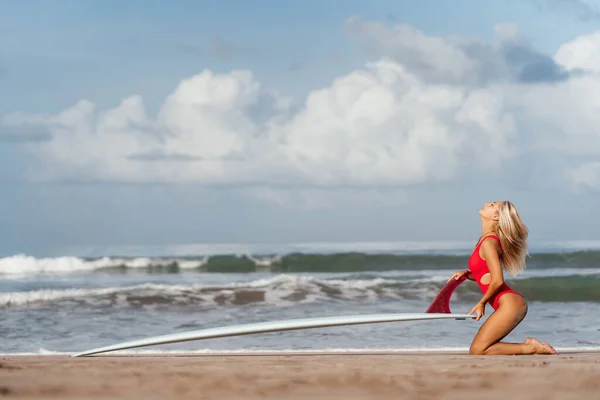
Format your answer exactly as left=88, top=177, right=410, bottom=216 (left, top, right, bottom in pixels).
left=4, top=18, right=600, bottom=195
left=344, top=17, right=572, bottom=85
left=5, top=62, right=515, bottom=187
left=555, top=30, right=600, bottom=73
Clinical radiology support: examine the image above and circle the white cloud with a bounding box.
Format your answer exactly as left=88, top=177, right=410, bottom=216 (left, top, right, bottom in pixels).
left=4, top=18, right=600, bottom=197
left=511, top=74, right=600, bottom=157
left=7, top=60, right=516, bottom=188
left=555, top=31, right=600, bottom=73
left=344, top=17, right=479, bottom=84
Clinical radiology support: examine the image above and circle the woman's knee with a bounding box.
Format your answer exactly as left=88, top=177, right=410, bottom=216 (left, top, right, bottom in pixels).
left=469, top=342, right=487, bottom=355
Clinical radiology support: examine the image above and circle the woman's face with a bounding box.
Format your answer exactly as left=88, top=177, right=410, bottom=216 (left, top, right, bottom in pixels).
left=479, top=201, right=501, bottom=221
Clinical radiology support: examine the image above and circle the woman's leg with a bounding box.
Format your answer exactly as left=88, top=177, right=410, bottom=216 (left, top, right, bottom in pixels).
left=469, top=293, right=556, bottom=355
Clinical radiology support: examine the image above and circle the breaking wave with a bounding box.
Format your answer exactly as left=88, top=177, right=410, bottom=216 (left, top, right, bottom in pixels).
left=2, top=273, right=599, bottom=310
left=3, top=250, right=600, bottom=275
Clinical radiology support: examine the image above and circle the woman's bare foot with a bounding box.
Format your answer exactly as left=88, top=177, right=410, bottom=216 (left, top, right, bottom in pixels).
left=525, top=337, right=557, bottom=354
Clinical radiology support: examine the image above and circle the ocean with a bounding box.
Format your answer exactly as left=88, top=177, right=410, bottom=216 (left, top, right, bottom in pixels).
left=2, top=241, right=600, bottom=355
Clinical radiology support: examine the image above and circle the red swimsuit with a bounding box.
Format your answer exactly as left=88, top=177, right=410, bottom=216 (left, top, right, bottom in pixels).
left=468, top=235, right=522, bottom=310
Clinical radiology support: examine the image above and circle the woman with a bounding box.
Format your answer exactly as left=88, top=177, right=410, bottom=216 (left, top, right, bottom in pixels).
left=449, top=201, right=556, bottom=355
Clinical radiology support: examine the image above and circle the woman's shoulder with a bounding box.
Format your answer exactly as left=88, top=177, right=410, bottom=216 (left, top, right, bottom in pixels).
left=480, top=235, right=502, bottom=253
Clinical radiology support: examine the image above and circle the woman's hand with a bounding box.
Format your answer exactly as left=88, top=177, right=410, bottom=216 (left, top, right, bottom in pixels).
left=469, top=302, right=485, bottom=321
left=448, top=269, right=470, bottom=282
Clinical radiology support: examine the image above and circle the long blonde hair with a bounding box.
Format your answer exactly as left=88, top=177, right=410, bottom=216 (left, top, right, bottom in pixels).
left=495, top=201, right=529, bottom=276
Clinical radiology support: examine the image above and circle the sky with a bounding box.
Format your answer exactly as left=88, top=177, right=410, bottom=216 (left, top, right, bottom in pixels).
left=2, top=0, right=600, bottom=256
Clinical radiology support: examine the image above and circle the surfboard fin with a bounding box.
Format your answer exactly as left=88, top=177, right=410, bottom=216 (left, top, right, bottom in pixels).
left=425, top=275, right=466, bottom=314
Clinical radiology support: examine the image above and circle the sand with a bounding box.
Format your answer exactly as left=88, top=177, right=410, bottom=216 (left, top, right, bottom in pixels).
left=1, top=352, right=599, bottom=399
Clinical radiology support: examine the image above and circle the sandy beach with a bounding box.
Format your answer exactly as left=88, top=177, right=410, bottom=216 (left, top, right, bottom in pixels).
left=1, top=352, right=598, bottom=399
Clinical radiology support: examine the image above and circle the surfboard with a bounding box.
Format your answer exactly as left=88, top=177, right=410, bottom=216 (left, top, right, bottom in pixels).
left=72, top=274, right=470, bottom=357
left=72, top=312, right=474, bottom=357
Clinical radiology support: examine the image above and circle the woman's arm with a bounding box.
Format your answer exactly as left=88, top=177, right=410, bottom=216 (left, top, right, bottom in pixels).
left=449, top=269, right=475, bottom=281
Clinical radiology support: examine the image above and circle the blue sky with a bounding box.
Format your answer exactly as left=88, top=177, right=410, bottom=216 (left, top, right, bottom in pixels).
left=2, top=0, right=600, bottom=256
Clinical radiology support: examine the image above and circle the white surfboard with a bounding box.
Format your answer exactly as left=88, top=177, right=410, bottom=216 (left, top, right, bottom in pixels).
left=72, top=313, right=474, bottom=357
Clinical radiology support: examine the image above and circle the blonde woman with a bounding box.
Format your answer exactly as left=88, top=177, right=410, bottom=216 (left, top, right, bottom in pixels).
left=449, top=201, right=556, bottom=355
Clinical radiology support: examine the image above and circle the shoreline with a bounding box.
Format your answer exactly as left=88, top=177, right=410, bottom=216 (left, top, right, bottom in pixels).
left=1, top=353, right=599, bottom=399
left=4, top=346, right=600, bottom=357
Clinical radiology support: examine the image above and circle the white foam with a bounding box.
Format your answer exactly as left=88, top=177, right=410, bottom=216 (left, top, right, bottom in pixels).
left=0, top=275, right=414, bottom=308
left=0, top=254, right=209, bottom=275
left=0, top=283, right=165, bottom=306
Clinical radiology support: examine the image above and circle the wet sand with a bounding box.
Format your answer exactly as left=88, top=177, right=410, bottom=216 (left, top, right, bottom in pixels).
left=1, top=353, right=598, bottom=399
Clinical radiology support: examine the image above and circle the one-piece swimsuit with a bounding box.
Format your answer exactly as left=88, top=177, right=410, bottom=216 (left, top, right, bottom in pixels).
left=467, top=234, right=522, bottom=310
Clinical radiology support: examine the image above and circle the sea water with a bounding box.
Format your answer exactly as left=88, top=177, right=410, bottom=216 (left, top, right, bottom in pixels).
left=1, top=241, right=599, bottom=355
